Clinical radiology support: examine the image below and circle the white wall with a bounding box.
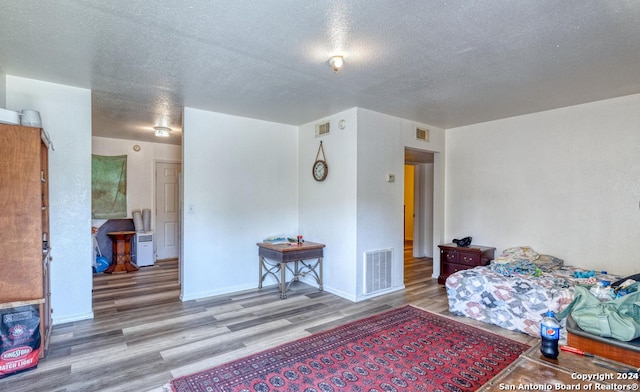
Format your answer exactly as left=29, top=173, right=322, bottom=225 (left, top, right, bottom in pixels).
left=91, top=136, right=182, bottom=229
left=356, top=109, right=445, bottom=300
left=297, top=108, right=447, bottom=301
left=6, top=76, right=93, bottom=324
left=415, top=163, right=434, bottom=258
left=181, top=108, right=299, bottom=300
left=298, top=108, right=445, bottom=302
left=298, top=109, right=359, bottom=300
left=0, top=66, right=6, bottom=108
left=446, top=93, right=640, bottom=275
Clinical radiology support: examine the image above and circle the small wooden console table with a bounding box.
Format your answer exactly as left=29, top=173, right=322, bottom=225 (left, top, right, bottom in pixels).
left=105, top=231, right=138, bottom=274
left=257, top=241, right=325, bottom=299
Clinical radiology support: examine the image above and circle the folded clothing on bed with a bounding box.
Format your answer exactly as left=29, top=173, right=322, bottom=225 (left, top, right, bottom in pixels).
left=491, top=246, right=564, bottom=276
left=495, top=246, right=540, bottom=262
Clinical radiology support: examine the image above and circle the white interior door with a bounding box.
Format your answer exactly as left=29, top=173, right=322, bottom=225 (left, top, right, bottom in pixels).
left=156, top=161, right=181, bottom=260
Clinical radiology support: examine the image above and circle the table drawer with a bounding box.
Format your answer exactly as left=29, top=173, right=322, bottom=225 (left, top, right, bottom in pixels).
left=441, top=249, right=459, bottom=263
left=441, top=262, right=471, bottom=278
left=458, top=252, right=480, bottom=266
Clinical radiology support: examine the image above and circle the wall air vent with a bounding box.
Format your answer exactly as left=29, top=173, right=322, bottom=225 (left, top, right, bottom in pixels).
left=363, top=248, right=393, bottom=295
left=416, top=127, right=430, bottom=142
left=315, top=121, right=331, bottom=137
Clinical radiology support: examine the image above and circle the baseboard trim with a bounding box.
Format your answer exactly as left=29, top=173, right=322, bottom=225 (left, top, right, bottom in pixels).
left=180, top=283, right=257, bottom=302
left=322, top=285, right=357, bottom=302
left=53, top=311, right=94, bottom=325
left=355, top=285, right=405, bottom=302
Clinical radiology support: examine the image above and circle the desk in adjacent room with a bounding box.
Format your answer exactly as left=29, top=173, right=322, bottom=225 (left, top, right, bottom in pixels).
left=105, top=231, right=138, bottom=274
left=257, top=241, right=325, bottom=299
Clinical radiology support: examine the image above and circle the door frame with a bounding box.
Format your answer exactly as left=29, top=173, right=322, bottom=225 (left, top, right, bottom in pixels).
left=412, top=162, right=434, bottom=258
left=404, top=147, right=441, bottom=278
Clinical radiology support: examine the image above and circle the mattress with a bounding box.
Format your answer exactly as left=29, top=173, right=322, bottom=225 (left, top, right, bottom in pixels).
left=445, top=265, right=615, bottom=340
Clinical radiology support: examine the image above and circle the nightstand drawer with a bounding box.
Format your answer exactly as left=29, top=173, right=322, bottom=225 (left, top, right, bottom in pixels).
left=441, top=262, right=469, bottom=277
left=458, top=253, right=480, bottom=266
left=442, top=250, right=459, bottom=263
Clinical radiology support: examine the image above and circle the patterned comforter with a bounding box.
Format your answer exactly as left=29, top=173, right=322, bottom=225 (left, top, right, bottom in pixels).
left=445, top=265, right=613, bottom=339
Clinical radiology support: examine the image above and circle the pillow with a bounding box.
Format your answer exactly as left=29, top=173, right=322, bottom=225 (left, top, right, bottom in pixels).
left=500, top=246, right=540, bottom=261
left=531, top=254, right=564, bottom=272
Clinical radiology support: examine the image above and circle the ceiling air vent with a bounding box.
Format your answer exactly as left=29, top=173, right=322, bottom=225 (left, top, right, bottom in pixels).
left=416, top=127, right=430, bottom=142
left=315, top=121, right=331, bottom=137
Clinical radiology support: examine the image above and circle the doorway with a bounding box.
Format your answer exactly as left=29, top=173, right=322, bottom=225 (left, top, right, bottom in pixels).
left=155, top=161, right=181, bottom=260
left=404, top=148, right=435, bottom=259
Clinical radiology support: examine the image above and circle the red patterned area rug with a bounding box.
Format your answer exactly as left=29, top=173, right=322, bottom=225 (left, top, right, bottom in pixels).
left=168, top=305, right=529, bottom=392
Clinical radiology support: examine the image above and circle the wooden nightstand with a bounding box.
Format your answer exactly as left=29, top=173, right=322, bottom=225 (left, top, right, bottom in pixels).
left=437, top=243, right=495, bottom=284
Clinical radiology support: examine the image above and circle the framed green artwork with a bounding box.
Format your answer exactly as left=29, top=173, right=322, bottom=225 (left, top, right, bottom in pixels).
left=92, top=154, right=127, bottom=218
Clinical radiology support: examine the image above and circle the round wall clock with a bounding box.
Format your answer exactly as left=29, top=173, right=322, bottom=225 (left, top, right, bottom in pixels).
left=313, top=141, right=328, bottom=182
left=313, top=159, right=328, bottom=181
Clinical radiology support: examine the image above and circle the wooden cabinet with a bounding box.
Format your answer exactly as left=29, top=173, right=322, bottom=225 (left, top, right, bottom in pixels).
left=0, top=123, right=53, bottom=357
left=437, top=243, right=495, bottom=284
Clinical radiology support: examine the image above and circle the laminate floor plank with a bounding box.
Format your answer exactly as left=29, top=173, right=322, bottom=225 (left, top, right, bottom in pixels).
left=0, top=249, right=538, bottom=391
left=160, top=319, right=294, bottom=366
left=226, top=301, right=327, bottom=332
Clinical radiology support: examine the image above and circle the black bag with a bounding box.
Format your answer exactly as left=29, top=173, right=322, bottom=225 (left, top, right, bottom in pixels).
left=453, top=236, right=472, bottom=247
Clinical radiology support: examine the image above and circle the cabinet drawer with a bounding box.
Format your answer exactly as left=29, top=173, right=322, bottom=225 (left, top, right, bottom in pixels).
left=458, top=252, right=480, bottom=266
left=442, top=262, right=470, bottom=277
left=441, top=249, right=459, bottom=263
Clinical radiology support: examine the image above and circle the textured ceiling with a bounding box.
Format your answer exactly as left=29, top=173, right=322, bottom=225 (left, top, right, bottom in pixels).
left=1, top=1, right=640, bottom=145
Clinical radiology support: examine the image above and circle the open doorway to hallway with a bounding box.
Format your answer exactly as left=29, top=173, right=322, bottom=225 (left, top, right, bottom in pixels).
left=404, top=164, right=416, bottom=251
left=404, top=147, right=435, bottom=259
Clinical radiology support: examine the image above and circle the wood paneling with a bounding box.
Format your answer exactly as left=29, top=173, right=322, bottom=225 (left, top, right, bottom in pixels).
left=568, top=331, right=640, bottom=367
left=0, top=124, right=52, bottom=361
left=0, top=125, right=44, bottom=301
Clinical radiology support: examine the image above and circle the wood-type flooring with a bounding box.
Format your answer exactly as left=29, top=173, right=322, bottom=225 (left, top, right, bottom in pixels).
left=0, top=243, right=536, bottom=391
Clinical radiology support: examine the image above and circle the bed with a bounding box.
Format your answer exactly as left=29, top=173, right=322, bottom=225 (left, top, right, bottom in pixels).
left=445, top=246, right=616, bottom=340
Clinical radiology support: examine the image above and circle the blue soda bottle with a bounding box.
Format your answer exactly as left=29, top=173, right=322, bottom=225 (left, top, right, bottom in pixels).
left=540, top=310, right=560, bottom=359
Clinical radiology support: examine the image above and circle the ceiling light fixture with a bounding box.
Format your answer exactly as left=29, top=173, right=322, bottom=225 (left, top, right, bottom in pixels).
left=329, top=55, right=344, bottom=73
left=154, top=126, right=171, bottom=137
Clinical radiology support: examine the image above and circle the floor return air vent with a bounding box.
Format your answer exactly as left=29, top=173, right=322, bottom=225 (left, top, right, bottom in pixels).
left=363, top=248, right=393, bottom=295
